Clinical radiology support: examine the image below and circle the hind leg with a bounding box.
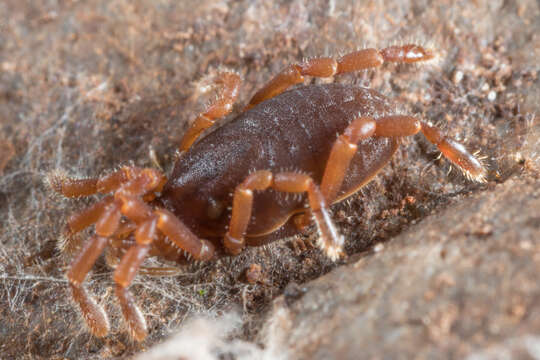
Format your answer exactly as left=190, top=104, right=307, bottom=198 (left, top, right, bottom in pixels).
left=246, top=44, right=435, bottom=110
left=319, top=115, right=486, bottom=209
left=315, top=114, right=486, bottom=254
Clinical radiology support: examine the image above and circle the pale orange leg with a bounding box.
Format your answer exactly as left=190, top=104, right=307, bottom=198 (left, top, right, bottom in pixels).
left=370, top=115, right=486, bottom=181
left=320, top=115, right=421, bottom=204
left=420, top=122, right=486, bottom=182
left=224, top=171, right=344, bottom=260
left=56, top=167, right=165, bottom=253
left=52, top=168, right=135, bottom=244
left=67, top=235, right=110, bottom=337
left=108, top=170, right=170, bottom=341
left=71, top=166, right=214, bottom=341
left=289, top=116, right=389, bottom=232
left=289, top=116, right=410, bottom=235
left=64, top=196, right=114, bottom=236
left=246, top=44, right=435, bottom=110
left=52, top=167, right=149, bottom=236
left=155, top=209, right=216, bottom=261
left=66, top=200, right=122, bottom=338
left=229, top=115, right=484, bottom=262
left=319, top=114, right=486, bottom=209
left=179, top=71, right=241, bottom=151
left=64, top=167, right=167, bottom=340
left=320, top=117, right=376, bottom=203
left=112, top=217, right=157, bottom=341
left=50, top=168, right=130, bottom=198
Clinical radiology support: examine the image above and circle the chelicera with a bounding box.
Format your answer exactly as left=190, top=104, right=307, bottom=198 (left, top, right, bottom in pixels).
left=51, top=44, right=486, bottom=341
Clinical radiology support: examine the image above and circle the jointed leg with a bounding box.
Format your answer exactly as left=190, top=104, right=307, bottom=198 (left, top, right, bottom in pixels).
left=420, top=122, right=486, bottom=182
left=179, top=71, right=241, bottom=151
left=64, top=196, right=114, bottom=236
left=224, top=171, right=344, bottom=260
left=319, top=114, right=486, bottom=212
left=281, top=114, right=485, bottom=260
left=67, top=235, right=110, bottom=337
left=246, top=44, right=435, bottom=109
left=109, top=206, right=217, bottom=340
left=155, top=209, right=216, bottom=261
left=54, top=167, right=165, bottom=239
left=320, top=115, right=421, bottom=205
left=63, top=167, right=167, bottom=339
left=66, top=200, right=123, bottom=338
left=372, top=115, right=486, bottom=181
left=320, top=117, right=377, bottom=203
left=112, top=217, right=156, bottom=341
left=49, top=168, right=131, bottom=198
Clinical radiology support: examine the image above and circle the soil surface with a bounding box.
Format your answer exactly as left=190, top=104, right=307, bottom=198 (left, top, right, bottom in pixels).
left=0, top=0, right=538, bottom=359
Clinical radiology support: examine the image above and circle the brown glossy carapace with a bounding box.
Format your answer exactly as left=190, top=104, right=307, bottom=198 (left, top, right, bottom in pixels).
left=163, top=84, right=398, bottom=248
left=51, top=44, right=486, bottom=341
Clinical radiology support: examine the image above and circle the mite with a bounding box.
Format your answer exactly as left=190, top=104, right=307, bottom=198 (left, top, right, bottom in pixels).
left=50, top=45, right=486, bottom=341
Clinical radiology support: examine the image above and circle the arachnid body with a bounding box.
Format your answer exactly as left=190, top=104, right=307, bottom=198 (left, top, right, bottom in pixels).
left=51, top=45, right=486, bottom=341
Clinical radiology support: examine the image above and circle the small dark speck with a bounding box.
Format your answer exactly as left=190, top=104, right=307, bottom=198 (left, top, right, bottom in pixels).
left=284, top=282, right=307, bottom=306
left=524, top=216, right=540, bottom=229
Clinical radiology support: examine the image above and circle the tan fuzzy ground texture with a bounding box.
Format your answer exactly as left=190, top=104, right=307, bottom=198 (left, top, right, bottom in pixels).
left=0, top=1, right=539, bottom=359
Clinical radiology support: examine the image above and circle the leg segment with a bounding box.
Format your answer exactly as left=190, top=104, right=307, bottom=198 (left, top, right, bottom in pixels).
left=320, top=113, right=486, bottom=202
left=155, top=209, right=216, bottom=261
left=316, top=112, right=484, bottom=245
left=108, top=178, right=168, bottom=340
left=320, top=115, right=420, bottom=205
left=179, top=71, right=241, bottom=151
left=64, top=166, right=168, bottom=340
left=298, top=113, right=485, bottom=258
left=373, top=116, right=486, bottom=181
left=373, top=115, right=486, bottom=181
left=224, top=171, right=344, bottom=260
left=246, top=44, right=435, bottom=109
left=65, top=196, right=114, bottom=236
left=59, top=167, right=164, bottom=238
left=49, top=168, right=130, bottom=198
left=67, top=235, right=111, bottom=338
left=420, top=122, right=486, bottom=182
left=320, top=117, right=377, bottom=203
left=114, top=241, right=152, bottom=341
left=66, top=197, right=123, bottom=338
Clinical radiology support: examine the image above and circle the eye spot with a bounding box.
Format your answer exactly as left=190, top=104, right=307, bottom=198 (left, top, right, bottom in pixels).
left=207, top=197, right=224, bottom=220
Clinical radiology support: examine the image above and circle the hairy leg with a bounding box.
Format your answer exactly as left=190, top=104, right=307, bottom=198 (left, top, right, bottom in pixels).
left=224, top=171, right=344, bottom=260
left=245, top=44, right=435, bottom=109
left=179, top=71, right=241, bottom=151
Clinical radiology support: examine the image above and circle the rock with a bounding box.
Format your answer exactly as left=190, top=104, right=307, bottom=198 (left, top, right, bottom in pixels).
left=262, top=178, right=540, bottom=359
